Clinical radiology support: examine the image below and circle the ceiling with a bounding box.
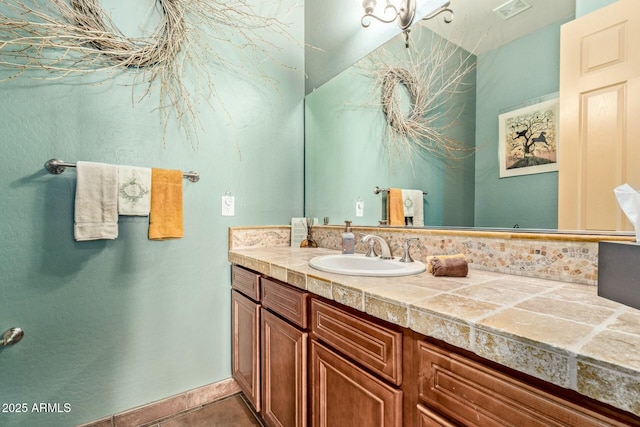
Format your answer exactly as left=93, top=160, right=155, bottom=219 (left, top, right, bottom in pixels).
left=304, top=0, right=575, bottom=94
left=420, top=0, right=575, bottom=55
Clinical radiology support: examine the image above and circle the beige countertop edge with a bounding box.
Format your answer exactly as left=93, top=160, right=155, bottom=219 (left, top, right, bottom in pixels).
left=228, top=247, right=640, bottom=418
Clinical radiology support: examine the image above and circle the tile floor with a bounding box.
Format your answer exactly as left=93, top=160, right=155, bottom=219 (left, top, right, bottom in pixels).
left=146, top=394, right=264, bottom=427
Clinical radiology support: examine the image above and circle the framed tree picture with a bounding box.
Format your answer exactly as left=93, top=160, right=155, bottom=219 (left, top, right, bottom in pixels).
left=498, top=97, right=559, bottom=178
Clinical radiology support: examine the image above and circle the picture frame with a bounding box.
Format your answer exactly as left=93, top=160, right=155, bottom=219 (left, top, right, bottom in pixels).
left=498, top=97, right=559, bottom=178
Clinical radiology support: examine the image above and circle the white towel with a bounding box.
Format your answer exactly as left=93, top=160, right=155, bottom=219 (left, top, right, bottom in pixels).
left=74, top=161, right=119, bottom=241
left=118, top=165, right=151, bottom=216
left=402, top=189, right=424, bottom=226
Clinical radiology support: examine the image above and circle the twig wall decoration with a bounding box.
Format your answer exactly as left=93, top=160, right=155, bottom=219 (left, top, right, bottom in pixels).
left=0, top=0, right=297, bottom=148
left=361, top=29, right=477, bottom=164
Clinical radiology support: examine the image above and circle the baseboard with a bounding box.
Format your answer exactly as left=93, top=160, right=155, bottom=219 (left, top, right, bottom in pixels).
left=76, top=378, right=241, bottom=427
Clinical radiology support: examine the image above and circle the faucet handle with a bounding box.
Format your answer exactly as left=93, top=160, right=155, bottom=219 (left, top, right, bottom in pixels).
left=399, top=238, right=419, bottom=263
left=359, top=234, right=378, bottom=257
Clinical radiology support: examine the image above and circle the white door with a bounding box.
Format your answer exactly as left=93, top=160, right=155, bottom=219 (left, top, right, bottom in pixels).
left=558, top=0, right=640, bottom=231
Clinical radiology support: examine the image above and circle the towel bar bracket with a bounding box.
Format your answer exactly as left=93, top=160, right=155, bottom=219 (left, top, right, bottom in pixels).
left=45, top=159, right=72, bottom=175
left=184, top=172, right=199, bottom=183
left=1, top=327, right=24, bottom=347
left=44, top=159, right=200, bottom=182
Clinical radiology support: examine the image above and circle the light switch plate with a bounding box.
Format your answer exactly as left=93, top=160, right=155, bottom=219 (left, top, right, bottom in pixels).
left=356, top=200, right=364, bottom=217
left=222, top=196, right=235, bottom=216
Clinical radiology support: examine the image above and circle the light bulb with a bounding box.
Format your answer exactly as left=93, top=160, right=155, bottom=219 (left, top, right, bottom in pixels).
left=362, top=0, right=377, bottom=14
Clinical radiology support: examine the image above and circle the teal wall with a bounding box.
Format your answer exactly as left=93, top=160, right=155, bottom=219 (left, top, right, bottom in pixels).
left=305, top=27, right=476, bottom=227
left=473, top=17, right=571, bottom=229
left=576, top=0, right=618, bottom=17
left=0, top=2, right=304, bottom=426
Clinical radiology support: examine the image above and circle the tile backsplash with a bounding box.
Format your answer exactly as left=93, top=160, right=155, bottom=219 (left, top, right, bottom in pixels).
left=229, top=225, right=635, bottom=286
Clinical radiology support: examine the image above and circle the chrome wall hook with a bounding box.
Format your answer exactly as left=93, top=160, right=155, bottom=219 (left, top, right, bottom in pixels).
left=1, top=327, right=24, bottom=347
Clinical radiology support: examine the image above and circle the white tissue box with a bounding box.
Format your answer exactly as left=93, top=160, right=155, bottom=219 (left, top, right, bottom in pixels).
left=597, top=241, right=640, bottom=310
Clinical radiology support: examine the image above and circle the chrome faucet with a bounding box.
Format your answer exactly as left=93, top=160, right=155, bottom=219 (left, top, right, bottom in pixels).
left=361, top=234, right=393, bottom=260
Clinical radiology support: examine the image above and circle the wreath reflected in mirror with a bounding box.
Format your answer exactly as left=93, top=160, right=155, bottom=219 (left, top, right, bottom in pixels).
left=0, top=0, right=295, bottom=148
left=369, top=31, right=477, bottom=163
left=381, top=67, right=423, bottom=137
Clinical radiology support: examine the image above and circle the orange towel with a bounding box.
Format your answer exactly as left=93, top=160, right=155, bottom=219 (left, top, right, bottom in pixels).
left=149, top=169, right=184, bottom=240
left=388, top=188, right=405, bottom=226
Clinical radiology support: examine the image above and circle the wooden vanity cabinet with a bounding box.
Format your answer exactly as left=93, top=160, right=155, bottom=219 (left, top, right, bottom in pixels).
left=310, top=297, right=404, bottom=427
left=261, top=277, right=309, bottom=427
left=231, top=265, right=262, bottom=411
left=232, top=265, right=640, bottom=427
left=232, top=266, right=310, bottom=426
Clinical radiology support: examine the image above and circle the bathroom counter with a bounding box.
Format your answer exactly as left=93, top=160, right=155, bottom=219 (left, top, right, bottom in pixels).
left=228, top=246, right=640, bottom=418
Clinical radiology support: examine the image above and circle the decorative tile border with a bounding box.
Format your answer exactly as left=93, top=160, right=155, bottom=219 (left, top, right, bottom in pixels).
left=229, top=225, right=634, bottom=285
left=228, top=226, right=291, bottom=250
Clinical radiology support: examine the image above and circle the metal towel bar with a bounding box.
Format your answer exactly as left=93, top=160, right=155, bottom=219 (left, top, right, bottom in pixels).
left=373, top=186, right=427, bottom=196
left=44, top=159, right=200, bottom=182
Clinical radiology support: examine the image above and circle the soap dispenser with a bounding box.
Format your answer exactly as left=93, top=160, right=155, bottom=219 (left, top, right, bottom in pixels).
left=342, top=221, right=355, bottom=254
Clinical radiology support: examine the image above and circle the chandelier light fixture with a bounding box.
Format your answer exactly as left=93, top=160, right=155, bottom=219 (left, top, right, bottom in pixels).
left=361, top=0, right=453, bottom=47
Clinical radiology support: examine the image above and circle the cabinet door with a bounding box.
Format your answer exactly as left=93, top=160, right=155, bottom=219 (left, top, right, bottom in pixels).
left=311, top=340, right=402, bottom=427
left=232, top=290, right=261, bottom=411
left=262, top=309, right=308, bottom=427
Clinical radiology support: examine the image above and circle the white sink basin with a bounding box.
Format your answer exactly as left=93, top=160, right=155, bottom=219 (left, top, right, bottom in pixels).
left=309, top=254, right=426, bottom=277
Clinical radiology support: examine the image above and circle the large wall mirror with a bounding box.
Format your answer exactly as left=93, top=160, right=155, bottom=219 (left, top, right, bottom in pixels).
left=304, top=0, right=626, bottom=233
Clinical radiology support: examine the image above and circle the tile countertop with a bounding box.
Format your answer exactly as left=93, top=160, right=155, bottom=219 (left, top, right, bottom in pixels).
left=228, top=246, right=640, bottom=418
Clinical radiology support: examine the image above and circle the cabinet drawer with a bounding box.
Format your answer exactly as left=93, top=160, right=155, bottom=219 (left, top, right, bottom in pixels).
left=418, top=340, right=627, bottom=427
left=310, top=298, right=402, bottom=385
left=262, top=277, right=309, bottom=329
left=416, top=404, right=457, bottom=427
left=232, top=265, right=261, bottom=301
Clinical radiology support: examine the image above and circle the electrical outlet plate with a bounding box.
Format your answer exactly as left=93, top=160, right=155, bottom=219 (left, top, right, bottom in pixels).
left=222, top=196, right=235, bottom=216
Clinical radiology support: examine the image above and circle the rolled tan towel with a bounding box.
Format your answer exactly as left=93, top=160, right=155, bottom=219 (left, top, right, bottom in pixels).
left=430, top=256, right=468, bottom=277
left=426, top=254, right=466, bottom=273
